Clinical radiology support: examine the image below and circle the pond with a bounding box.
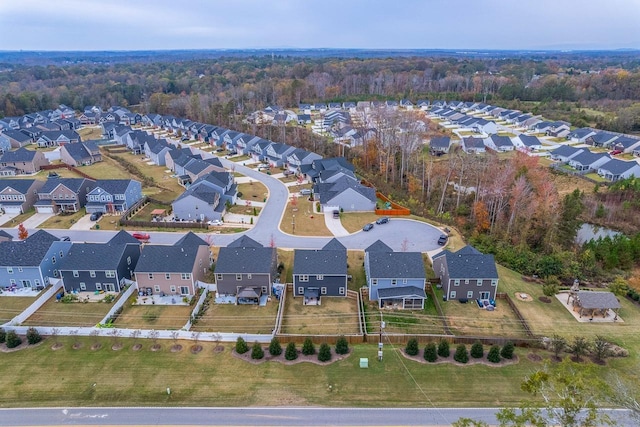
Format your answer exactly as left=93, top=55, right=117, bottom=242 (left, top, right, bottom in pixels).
left=576, top=223, right=621, bottom=245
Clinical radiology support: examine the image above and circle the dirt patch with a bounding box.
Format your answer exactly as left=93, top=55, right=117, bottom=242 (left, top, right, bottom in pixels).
left=401, top=349, right=519, bottom=367
left=111, top=344, right=124, bottom=351
left=50, top=343, right=64, bottom=351
left=190, top=345, right=203, bottom=354
left=232, top=348, right=351, bottom=366
left=132, top=343, right=143, bottom=351
left=527, top=353, right=543, bottom=362
left=72, top=342, right=83, bottom=350
left=515, top=292, right=533, bottom=302
left=170, top=344, right=183, bottom=353
left=90, top=343, right=102, bottom=351
left=213, top=345, right=224, bottom=353
left=150, top=344, right=162, bottom=352
left=539, top=296, right=552, bottom=303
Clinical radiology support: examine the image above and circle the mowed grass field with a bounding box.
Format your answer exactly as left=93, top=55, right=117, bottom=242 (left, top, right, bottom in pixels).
left=21, top=296, right=112, bottom=327
left=114, top=304, right=192, bottom=330
left=192, top=301, right=279, bottom=334
left=0, top=296, right=36, bottom=324
left=280, top=292, right=360, bottom=335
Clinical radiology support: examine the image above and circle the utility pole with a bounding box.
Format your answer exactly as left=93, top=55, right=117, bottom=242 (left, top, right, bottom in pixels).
left=378, top=314, right=385, bottom=362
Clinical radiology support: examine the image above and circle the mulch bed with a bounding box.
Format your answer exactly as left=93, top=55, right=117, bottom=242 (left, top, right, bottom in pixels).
left=90, top=343, right=102, bottom=351
left=111, top=344, right=124, bottom=351
left=72, top=342, right=83, bottom=350
left=232, top=348, right=351, bottom=366
left=213, top=345, right=224, bottom=353
left=539, top=296, right=552, bottom=303
left=170, top=344, right=183, bottom=353
left=0, top=338, right=44, bottom=353
left=51, top=343, right=64, bottom=351
left=132, top=343, right=143, bottom=351
left=150, top=344, right=162, bottom=352
left=400, top=348, right=519, bottom=367
left=191, top=345, right=203, bottom=354
left=527, top=353, right=543, bottom=362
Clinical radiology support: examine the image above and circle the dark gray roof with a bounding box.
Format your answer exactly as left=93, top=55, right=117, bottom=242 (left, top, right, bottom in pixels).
left=0, top=179, right=38, bottom=194
left=108, top=230, right=142, bottom=246
left=323, top=238, right=346, bottom=252
left=551, top=145, right=583, bottom=157
left=92, top=179, right=137, bottom=195
left=1, top=129, right=32, bottom=142
left=433, top=245, right=498, bottom=280
left=490, top=135, right=514, bottom=148
left=0, top=230, right=59, bottom=267
left=315, top=175, right=376, bottom=204
left=294, top=246, right=347, bottom=275
left=378, top=286, right=426, bottom=299
left=227, top=235, right=262, bottom=248
left=174, top=185, right=219, bottom=205
left=576, top=291, right=621, bottom=310
left=570, top=151, right=609, bottom=166
left=430, top=137, right=451, bottom=149
left=367, top=251, right=425, bottom=279
left=463, top=137, right=484, bottom=148
left=40, top=177, right=93, bottom=194
left=569, top=128, right=595, bottom=139
left=216, top=244, right=275, bottom=274
left=175, top=231, right=208, bottom=247
left=365, top=240, right=393, bottom=253
left=62, top=142, right=98, bottom=161
left=589, top=132, right=618, bottom=145
left=1, top=147, right=37, bottom=162
left=599, top=158, right=639, bottom=174
left=518, top=135, right=542, bottom=147
left=60, top=241, right=131, bottom=270
left=135, top=243, right=201, bottom=273
left=0, top=230, right=12, bottom=240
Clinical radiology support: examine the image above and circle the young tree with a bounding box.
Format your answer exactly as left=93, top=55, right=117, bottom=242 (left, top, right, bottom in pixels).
left=0, top=328, right=6, bottom=344
left=318, top=343, right=332, bottom=362
left=235, top=337, right=248, bottom=354
left=405, top=338, right=419, bottom=356
left=147, top=330, right=159, bottom=347
left=487, top=345, right=501, bottom=363
left=17, top=223, right=28, bottom=240
left=302, top=338, right=315, bottom=356
left=285, top=341, right=298, bottom=361
left=470, top=341, right=484, bottom=359
left=437, top=340, right=450, bottom=358
left=548, top=335, right=567, bottom=360
left=109, top=329, right=122, bottom=348
left=269, top=337, right=282, bottom=356
left=251, top=341, right=264, bottom=360
left=608, top=276, right=628, bottom=296
left=335, top=336, right=349, bottom=355
left=569, top=336, right=590, bottom=362
left=26, top=327, right=42, bottom=345
left=424, top=342, right=438, bottom=362
left=50, top=327, right=60, bottom=347
left=592, top=336, right=611, bottom=363
left=5, top=330, right=22, bottom=348
left=454, top=344, right=469, bottom=364
left=500, top=341, right=515, bottom=360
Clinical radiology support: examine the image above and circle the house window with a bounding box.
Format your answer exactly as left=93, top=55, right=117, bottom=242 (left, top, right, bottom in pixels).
left=216, top=274, right=223, bottom=281
left=298, top=287, right=304, bottom=295
left=18, top=267, right=23, bottom=272
left=454, top=279, right=460, bottom=286
left=7, top=267, right=13, bottom=274
left=105, top=270, right=115, bottom=278
left=339, top=287, right=345, bottom=295
left=95, top=283, right=102, bottom=290
left=79, top=282, right=86, bottom=290
left=477, top=280, right=483, bottom=287
left=180, top=286, right=189, bottom=295
left=450, top=291, right=457, bottom=299
left=59, top=251, right=64, bottom=258
left=402, top=279, right=407, bottom=284
left=10, top=279, right=16, bottom=285
left=53, top=269, right=58, bottom=277
left=391, top=279, right=397, bottom=286
left=148, top=273, right=154, bottom=280
left=299, top=275, right=309, bottom=282
left=317, top=275, right=324, bottom=280
left=465, top=279, right=469, bottom=284
left=181, top=273, right=191, bottom=280
left=73, top=270, right=79, bottom=277
left=262, top=286, right=267, bottom=294
left=491, top=279, right=498, bottom=287
left=166, top=273, right=171, bottom=280
left=467, top=291, right=474, bottom=299
left=90, top=271, right=96, bottom=278
left=127, top=256, right=132, bottom=266
left=371, top=279, right=377, bottom=286
left=247, top=274, right=252, bottom=279
left=154, top=285, right=161, bottom=293
left=321, top=287, right=327, bottom=295
left=170, top=285, right=176, bottom=293
left=236, top=274, right=242, bottom=281
left=34, top=279, right=40, bottom=287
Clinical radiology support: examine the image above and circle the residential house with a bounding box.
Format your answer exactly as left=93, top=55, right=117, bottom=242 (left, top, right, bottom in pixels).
left=286, top=148, right=322, bottom=171
left=172, top=184, right=223, bottom=222
left=0, top=147, right=49, bottom=174
left=417, top=100, right=430, bottom=110
left=586, top=132, right=619, bottom=148
left=214, top=236, right=278, bottom=304
left=35, top=130, right=81, bottom=147
left=234, top=134, right=261, bottom=155
left=550, top=145, right=584, bottom=163
left=461, top=137, right=486, bottom=154
left=60, top=141, right=102, bottom=166
left=0, top=230, right=12, bottom=242
left=432, top=245, right=499, bottom=302
left=597, top=159, right=640, bottom=182
left=429, top=136, right=452, bottom=154
left=250, top=139, right=273, bottom=162
left=567, top=128, right=597, bottom=143
left=59, top=231, right=141, bottom=293
left=144, top=138, right=172, bottom=166
left=35, top=177, right=95, bottom=214
left=189, top=170, right=237, bottom=204
left=134, top=232, right=212, bottom=297
left=0, top=230, right=71, bottom=289
left=293, top=239, right=348, bottom=304
left=85, top=179, right=143, bottom=214
left=264, top=142, right=296, bottom=167
left=513, top=135, right=543, bottom=151
left=546, top=122, right=571, bottom=138
left=182, top=157, right=226, bottom=183
left=301, top=156, right=355, bottom=183
left=472, top=119, right=498, bottom=135
left=0, top=179, right=44, bottom=214
left=0, top=129, right=33, bottom=149
left=612, top=136, right=640, bottom=154
left=364, top=240, right=426, bottom=309
left=567, top=151, right=611, bottom=172
left=484, top=135, right=515, bottom=152
left=313, top=174, right=376, bottom=212
left=297, top=114, right=312, bottom=125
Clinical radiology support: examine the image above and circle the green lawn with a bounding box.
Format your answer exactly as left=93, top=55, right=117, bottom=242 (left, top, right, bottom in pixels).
left=280, top=291, right=361, bottom=335
left=0, top=296, right=37, bottom=324
left=237, top=182, right=268, bottom=200
left=340, top=212, right=381, bottom=233
left=37, top=208, right=87, bottom=229
left=347, top=250, right=366, bottom=292
left=22, top=295, right=113, bottom=327
left=192, top=300, right=279, bottom=334
left=114, top=304, right=192, bottom=330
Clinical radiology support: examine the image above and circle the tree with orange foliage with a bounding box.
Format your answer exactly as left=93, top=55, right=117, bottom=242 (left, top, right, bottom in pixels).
left=18, top=223, right=28, bottom=240
left=473, top=201, right=490, bottom=234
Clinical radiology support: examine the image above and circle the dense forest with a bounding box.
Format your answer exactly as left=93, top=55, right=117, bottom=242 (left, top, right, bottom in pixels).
left=2, top=52, right=640, bottom=283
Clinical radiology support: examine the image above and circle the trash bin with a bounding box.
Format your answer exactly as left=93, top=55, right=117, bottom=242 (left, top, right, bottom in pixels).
left=95, top=224, right=100, bottom=230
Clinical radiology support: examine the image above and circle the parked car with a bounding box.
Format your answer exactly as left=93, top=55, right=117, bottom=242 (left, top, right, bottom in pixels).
left=437, top=234, right=448, bottom=245
left=89, top=211, right=103, bottom=221
left=132, top=232, right=150, bottom=241
left=362, top=223, right=374, bottom=232
left=215, top=148, right=224, bottom=152
left=332, top=210, right=340, bottom=219
left=228, top=151, right=238, bottom=156
left=257, top=164, right=270, bottom=171
left=283, top=170, right=295, bottom=176
left=375, top=216, right=389, bottom=225
left=48, top=171, right=59, bottom=178
left=300, top=189, right=312, bottom=195
left=208, top=219, right=223, bottom=226
left=610, top=149, right=622, bottom=156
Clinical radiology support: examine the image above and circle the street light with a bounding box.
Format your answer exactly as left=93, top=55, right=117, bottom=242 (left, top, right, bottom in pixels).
left=292, top=214, right=295, bottom=235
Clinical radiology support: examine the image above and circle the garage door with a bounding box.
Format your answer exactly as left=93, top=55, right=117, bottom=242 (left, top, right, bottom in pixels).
left=36, top=206, right=55, bottom=214
left=3, top=206, right=22, bottom=214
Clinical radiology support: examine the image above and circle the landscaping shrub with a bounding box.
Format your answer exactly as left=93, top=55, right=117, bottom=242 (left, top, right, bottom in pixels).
left=470, top=341, right=484, bottom=359
left=5, top=331, right=22, bottom=349
left=269, top=337, right=282, bottom=356
left=302, top=338, right=315, bottom=356
left=487, top=345, right=501, bottom=363
left=424, top=342, right=437, bottom=362
left=285, top=342, right=298, bottom=360
left=500, top=341, right=515, bottom=359
left=26, top=327, right=42, bottom=345
left=542, top=282, right=559, bottom=297
left=405, top=338, right=419, bottom=356
left=0, top=328, right=5, bottom=344
left=235, top=337, right=248, bottom=354
left=318, top=343, right=332, bottom=362
left=335, top=336, right=349, bottom=355
left=437, top=340, right=450, bottom=358
left=453, top=344, right=469, bottom=364
left=251, top=342, right=264, bottom=360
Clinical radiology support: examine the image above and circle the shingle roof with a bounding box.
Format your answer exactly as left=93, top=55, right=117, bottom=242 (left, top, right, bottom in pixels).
left=60, top=241, right=130, bottom=270
left=599, top=158, right=639, bottom=174
left=0, top=230, right=12, bottom=240
left=1, top=147, right=37, bottom=162
left=215, top=244, right=275, bottom=274
left=430, top=137, right=451, bottom=149
left=433, top=245, right=498, bottom=280
left=576, top=291, right=621, bottom=310
left=323, top=238, right=346, bottom=252
left=92, top=179, right=136, bottom=195
left=0, top=179, right=38, bottom=194
left=1, top=129, right=32, bottom=143
left=108, top=230, right=142, bottom=246
left=518, top=135, right=542, bottom=147
left=227, top=235, right=262, bottom=248
left=378, top=286, right=426, bottom=299
left=175, top=231, right=208, bottom=247
left=40, top=177, right=93, bottom=194
left=0, top=230, right=59, bottom=266
left=365, top=240, right=393, bottom=253
left=135, top=244, right=201, bottom=273
left=294, top=248, right=347, bottom=275
left=551, top=145, right=583, bottom=157
left=367, top=251, right=425, bottom=279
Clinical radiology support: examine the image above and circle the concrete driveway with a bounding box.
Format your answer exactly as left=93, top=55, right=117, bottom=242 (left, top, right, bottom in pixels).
left=70, top=213, right=96, bottom=230
left=324, top=211, right=349, bottom=237
left=0, top=212, right=18, bottom=226
left=18, top=213, right=54, bottom=229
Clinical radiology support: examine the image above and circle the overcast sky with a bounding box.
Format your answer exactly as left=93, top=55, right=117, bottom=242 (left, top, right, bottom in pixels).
left=1, top=0, right=638, bottom=51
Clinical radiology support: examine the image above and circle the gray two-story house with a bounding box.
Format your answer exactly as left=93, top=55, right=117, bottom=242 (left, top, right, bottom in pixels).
left=364, top=240, right=427, bottom=309
left=85, top=179, right=143, bottom=214
left=214, top=236, right=278, bottom=305
left=432, top=245, right=499, bottom=302
left=293, top=239, right=348, bottom=305
left=0, top=179, right=44, bottom=214
left=35, top=177, right=95, bottom=214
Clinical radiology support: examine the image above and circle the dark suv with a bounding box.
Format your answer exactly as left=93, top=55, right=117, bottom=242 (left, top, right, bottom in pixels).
left=437, top=234, right=448, bottom=245
left=333, top=210, right=340, bottom=219
left=362, top=223, right=374, bottom=232
left=375, top=217, right=389, bottom=225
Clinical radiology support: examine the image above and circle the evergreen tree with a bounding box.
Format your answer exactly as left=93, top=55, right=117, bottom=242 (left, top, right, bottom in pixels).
left=405, top=338, right=419, bottom=356
left=5, top=330, right=22, bottom=349
left=0, top=328, right=5, bottom=344
left=235, top=336, right=248, bottom=354
left=437, top=340, right=450, bottom=358
left=26, top=327, right=42, bottom=345
left=251, top=341, right=264, bottom=360
left=424, top=342, right=438, bottom=362
left=318, top=343, right=332, bottom=362
left=285, top=341, right=298, bottom=360
left=556, top=189, right=584, bottom=249
left=470, top=341, right=484, bottom=359
left=269, top=337, right=282, bottom=356
left=302, top=337, right=316, bottom=355
left=335, top=336, right=349, bottom=355
left=454, top=344, right=469, bottom=363
left=487, top=345, right=501, bottom=363
left=500, top=341, right=515, bottom=360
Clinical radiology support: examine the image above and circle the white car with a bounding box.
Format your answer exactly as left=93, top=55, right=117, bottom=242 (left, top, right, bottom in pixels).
left=208, top=220, right=223, bottom=226
left=257, top=164, right=270, bottom=171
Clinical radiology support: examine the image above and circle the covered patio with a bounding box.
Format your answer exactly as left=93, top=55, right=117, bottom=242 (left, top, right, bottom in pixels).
left=303, top=288, right=320, bottom=306
left=237, top=287, right=261, bottom=305
left=559, top=291, right=623, bottom=322
left=378, top=286, right=426, bottom=310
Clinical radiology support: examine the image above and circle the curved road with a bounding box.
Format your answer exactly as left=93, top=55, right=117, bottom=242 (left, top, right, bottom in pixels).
left=1, top=149, right=445, bottom=252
